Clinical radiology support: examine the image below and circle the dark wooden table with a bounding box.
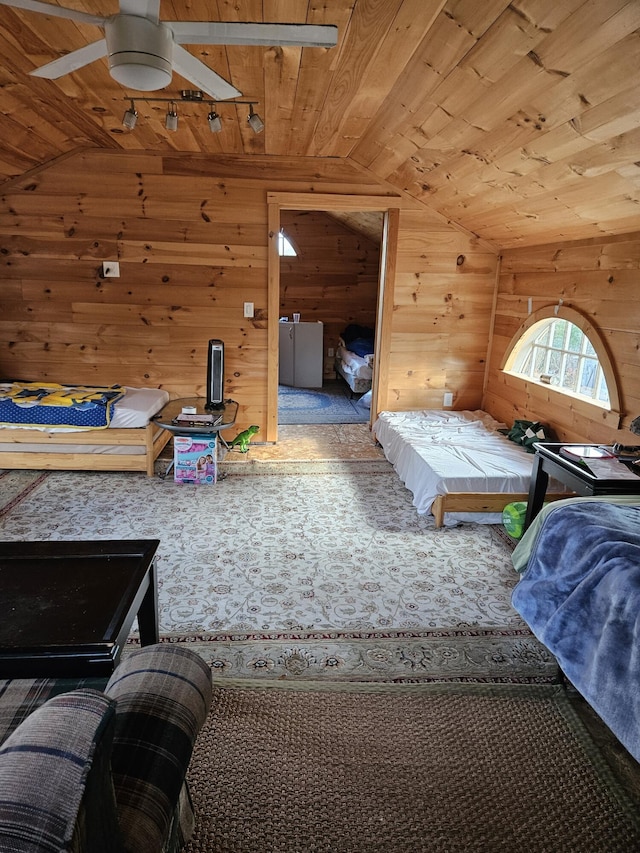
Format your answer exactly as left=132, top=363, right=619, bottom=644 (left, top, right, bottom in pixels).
left=0, top=539, right=159, bottom=678
left=523, top=442, right=640, bottom=531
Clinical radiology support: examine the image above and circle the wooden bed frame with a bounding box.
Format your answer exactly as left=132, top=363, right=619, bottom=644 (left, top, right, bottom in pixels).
left=0, top=422, right=171, bottom=477
left=430, top=491, right=570, bottom=528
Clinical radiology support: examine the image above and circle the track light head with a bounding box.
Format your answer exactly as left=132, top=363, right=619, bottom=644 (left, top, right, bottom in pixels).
left=122, top=100, right=138, bottom=130
left=247, top=104, right=264, bottom=134
left=165, top=101, right=178, bottom=131
left=207, top=109, right=222, bottom=133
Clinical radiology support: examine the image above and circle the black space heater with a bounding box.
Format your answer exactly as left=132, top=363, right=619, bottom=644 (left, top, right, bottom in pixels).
left=205, top=339, right=225, bottom=411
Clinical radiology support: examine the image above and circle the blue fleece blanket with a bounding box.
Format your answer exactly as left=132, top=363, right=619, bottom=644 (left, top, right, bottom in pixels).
left=512, top=501, right=640, bottom=761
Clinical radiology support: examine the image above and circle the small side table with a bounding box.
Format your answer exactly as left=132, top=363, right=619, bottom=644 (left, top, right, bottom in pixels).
left=524, top=442, right=640, bottom=531
left=151, top=398, right=238, bottom=480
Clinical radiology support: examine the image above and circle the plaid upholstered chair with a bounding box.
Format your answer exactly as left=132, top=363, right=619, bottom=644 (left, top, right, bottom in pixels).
left=0, top=644, right=212, bottom=852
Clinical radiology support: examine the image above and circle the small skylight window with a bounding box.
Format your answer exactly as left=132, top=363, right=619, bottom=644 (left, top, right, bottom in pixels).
left=278, top=229, right=297, bottom=257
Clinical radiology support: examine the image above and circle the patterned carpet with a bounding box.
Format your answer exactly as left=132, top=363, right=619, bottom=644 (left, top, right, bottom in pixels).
left=0, top=455, right=555, bottom=682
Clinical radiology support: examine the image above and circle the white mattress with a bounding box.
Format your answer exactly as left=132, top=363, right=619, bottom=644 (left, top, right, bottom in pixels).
left=373, top=409, right=561, bottom=526
left=336, top=344, right=373, bottom=381
left=0, top=386, right=169, bottom=455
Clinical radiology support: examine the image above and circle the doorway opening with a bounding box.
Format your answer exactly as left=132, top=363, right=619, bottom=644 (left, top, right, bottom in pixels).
left=267, top=194, right=399, bottom=443
left=277, top=208, right=382, bottom=425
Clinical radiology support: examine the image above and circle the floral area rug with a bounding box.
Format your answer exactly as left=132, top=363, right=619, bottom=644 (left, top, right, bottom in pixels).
left=0, top=460, right=554, bottom=682
left=129, top=628, right=557, bottom=683
left=0, top=469, right=49, bottom=518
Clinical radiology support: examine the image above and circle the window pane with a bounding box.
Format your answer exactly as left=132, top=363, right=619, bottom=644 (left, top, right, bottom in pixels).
left=584, top=338, right=596, bottom=356
left=548, top=351, right=561, bottom=374
left=533, top=348, right=546, bottom=375
left=597, top=372, right=610, bottom=404
left=535, top=325, right=551, bottom=346
left=568, top=324, right=582, bottom=352
left=562, top=354, right=579, bottom=390
left=278, top=231, right=296, bottom=256
left=552, top=321, right=566, bottom=348
left=579, top=359, right=597, bottom=395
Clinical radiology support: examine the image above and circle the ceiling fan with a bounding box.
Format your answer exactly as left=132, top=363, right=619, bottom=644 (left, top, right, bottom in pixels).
left=0, top=0, right=338, bottom=100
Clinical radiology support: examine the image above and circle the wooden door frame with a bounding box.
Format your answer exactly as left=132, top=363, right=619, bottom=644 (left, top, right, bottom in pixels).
left=266, top=192, right=400, bottom=442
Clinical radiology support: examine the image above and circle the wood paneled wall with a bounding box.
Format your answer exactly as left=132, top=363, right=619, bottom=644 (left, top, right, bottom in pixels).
left=385, top=210, right=498, bottom=412
left=484, top=232, right=640, bottom=444
left=279, top=209, right=380, bottom=377
left=0, top=150, right=499, bottom=435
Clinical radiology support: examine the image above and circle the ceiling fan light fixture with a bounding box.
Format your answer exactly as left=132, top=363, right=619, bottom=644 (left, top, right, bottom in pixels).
left=247, top=104, right=264, bottom=134
left=207, top=109, right=222, bottom=133
left=122, top=100, right=138, bottom=130
left=106, top=15, right=173, bottom=91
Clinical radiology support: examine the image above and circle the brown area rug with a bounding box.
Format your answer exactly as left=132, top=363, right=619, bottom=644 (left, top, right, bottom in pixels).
left=185, top=681, right=640, bottom=853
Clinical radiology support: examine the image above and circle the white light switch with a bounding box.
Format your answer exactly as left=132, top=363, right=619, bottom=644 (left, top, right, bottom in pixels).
left=244, top=302, right=254, bottom=318
left=443, top=392, right=454, bottom=407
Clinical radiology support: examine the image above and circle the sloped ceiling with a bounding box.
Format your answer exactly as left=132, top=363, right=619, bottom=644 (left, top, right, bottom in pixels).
left=0, top=0, right=639, bottom=248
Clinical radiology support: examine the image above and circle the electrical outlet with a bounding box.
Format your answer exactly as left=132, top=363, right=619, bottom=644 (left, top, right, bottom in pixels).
left=443, top=392, right=454, bottom=407
left=328, top=347, right=335, bottom=357
left=102, top=261, right=120, bottom=278
left=243, top=302, right=254, bottom=318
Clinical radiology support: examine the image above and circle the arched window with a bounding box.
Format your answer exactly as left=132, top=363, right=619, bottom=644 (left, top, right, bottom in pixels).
left=278, top=229, right=297, bottom=257
left=502, top=306, right=619, bottom=412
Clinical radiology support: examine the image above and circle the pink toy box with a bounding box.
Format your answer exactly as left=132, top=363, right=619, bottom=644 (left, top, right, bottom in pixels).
left=173, top=435, right=217, bottom=484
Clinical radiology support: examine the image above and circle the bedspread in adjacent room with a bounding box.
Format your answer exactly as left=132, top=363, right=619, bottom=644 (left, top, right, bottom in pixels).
left=334, top=343, right=373, bottom=394
left=511, top=498, right=640, bottom=762
left=373, top=409, right=567, bottom=526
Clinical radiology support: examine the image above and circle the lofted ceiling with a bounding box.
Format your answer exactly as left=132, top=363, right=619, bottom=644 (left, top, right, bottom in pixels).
left=0, top=0, right=639, bottom=248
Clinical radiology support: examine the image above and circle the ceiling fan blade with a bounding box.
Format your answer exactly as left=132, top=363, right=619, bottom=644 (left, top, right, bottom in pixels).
left=0, top=0, right=105, bottom=26
left=118, top=0, right=159, bottom=25
left=170, top=21, right=338, bottom=49
left=29, top=38, right=107, bottom=78
left=172, top=43, right=241, bottom=100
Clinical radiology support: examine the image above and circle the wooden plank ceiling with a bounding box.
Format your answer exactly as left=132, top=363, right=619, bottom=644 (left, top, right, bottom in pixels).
left=0, top=0, right=638, bottom=247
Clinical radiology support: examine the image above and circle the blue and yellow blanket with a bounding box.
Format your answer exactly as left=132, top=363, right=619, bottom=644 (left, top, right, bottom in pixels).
left=512, top=499, right=640, bottom=761
left=0, top=382, right=126, bottom=429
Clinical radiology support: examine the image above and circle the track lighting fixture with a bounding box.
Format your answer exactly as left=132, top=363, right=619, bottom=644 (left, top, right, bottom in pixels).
left=165, top=101, right=178, bottom=131
left=121, top=92, right=263, bottom=134
left=247, top=104, right=264, bottom=134
left=207, top=109, right=222, bottom=133
left=122, top=100, right=138, bottom=130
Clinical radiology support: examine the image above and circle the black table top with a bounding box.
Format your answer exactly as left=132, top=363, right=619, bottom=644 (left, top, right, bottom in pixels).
left=534, top=442, right=640, bottom=486
left=0, top=539, right=159, bottom=674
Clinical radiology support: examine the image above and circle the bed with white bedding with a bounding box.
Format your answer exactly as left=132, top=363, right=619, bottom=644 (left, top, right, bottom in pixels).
left=334, top=343, right=373, bottom=395
left=0, top=384, right=171, bottom=476
left=373, top=409, right=567, bottom=527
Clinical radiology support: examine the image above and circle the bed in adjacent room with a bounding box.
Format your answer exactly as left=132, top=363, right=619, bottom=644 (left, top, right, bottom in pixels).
left=0, top=382, right=171, bottom=476
left=334, top=324, right=374, bottom=395
left=373, top=409, right=567, bottom=527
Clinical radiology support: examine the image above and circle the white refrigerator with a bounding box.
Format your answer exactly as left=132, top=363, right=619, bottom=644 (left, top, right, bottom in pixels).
left=279, top=321, right=324, bottom=388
